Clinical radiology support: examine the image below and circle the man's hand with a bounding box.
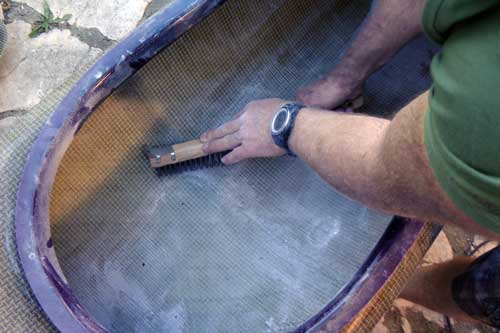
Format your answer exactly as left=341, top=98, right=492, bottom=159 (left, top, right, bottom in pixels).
left=200, top=98, right=288, bottom=165
left=297, top=0, right=426, bottom=110
left=296, top=72, right=363, bottom=110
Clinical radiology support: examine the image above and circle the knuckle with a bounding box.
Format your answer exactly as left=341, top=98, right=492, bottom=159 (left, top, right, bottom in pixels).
left=227, top=134, right=238, bottom=145
left=219, top=139, right=228, bottom=148
left=234, top=131, right=244, bottom=141
left=207, top=142, right=216, bottom=151
left=208, top=141, right=217, bottom=150
left=214, top=127, right=224, bottom=136
left=228, top=122, right=238, bottom=133
left=208, top=130, right=217, bottom=139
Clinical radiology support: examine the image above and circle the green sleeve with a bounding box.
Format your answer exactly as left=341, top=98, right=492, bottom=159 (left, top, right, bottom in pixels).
left=423, top=1, right=500, bottom=233
left=422, top=0, right=500, bottom=44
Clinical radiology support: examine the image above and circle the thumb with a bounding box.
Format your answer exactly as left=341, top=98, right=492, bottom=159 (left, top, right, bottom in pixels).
left=221, top=146, right=249, bottom=165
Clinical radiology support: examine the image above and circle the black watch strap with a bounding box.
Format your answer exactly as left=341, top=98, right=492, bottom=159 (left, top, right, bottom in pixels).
left=272, top=103, right=304, bottom=156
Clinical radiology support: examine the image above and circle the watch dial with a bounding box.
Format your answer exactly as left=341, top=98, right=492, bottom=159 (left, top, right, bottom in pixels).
left=273, top=109, right=288, bottom=133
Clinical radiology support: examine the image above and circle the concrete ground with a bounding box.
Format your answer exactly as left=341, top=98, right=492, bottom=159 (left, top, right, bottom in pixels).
left=0, top=1, right=498, bottom=332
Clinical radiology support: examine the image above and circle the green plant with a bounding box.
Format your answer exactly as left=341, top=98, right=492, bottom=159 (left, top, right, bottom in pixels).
left=29, top=1, right=71, bottom=38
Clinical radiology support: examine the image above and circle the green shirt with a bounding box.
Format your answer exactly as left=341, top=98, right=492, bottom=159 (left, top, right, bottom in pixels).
left=423, top=0, right=500, bottom=233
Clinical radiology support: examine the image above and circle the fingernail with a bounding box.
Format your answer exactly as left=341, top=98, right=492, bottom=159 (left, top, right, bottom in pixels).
left=200, top=133, right=207, bottom=142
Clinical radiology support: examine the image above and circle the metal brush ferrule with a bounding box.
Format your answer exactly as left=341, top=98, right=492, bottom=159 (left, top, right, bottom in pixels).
left=146, top=145, right=175, bottom=168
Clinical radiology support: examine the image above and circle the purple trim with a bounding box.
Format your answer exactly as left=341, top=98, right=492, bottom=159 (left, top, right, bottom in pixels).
left=15, top=1, right=226, bottom=332
left=14, top=1, right=438, bottom=332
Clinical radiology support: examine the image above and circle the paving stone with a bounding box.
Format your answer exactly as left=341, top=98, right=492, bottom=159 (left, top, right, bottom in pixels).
left=23, top=0, right=153, bottom=40
left=0, top=21, right=101, bottom=112
left=141, top=0, right=176, bottom=22
left=373, top=306, right=402, bottom=333
left=375, top=300, right=449, bottom=333
left=421, top=231, right=453, bottom=266
left=394, top=299, right=446, bottom=329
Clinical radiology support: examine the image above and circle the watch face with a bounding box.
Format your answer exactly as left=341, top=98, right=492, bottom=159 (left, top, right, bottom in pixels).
left=271, top=109, right=290, bottom=134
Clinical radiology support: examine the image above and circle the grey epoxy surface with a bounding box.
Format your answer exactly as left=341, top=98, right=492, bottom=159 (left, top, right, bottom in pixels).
left=49, top=0, right=436, bottom=332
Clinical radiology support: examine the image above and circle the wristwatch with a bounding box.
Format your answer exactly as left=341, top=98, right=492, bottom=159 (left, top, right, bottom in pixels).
left=270, top=102, right=304, bottom=156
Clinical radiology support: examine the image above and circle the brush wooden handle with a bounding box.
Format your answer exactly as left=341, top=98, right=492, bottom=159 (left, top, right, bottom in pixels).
left=172, top=139, right=206, bottom=162
left=147, top=139, right=207, bottom=168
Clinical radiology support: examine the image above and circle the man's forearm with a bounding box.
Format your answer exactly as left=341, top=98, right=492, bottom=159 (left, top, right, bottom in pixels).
left=289, top=94, right=459, bottom=223
left=289, top=92, right=499, bottom=239
left=288, top=108, right=391, bottom=211
left=334, top=0, right=426, bottom=85
left=289, top=93, right=441, bottom=221
left=298, top=0, right=427, bottom=109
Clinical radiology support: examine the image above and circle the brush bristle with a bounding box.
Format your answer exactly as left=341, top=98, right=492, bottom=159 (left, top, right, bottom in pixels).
left=155, top=151, right=229, bottom=177
left=0, top=21, right=6, bottom=58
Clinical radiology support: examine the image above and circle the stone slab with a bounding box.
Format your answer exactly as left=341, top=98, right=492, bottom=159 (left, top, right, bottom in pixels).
left=0, top=21, right=101, bottom=112
left=23, top=0, right=153, bottom=40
